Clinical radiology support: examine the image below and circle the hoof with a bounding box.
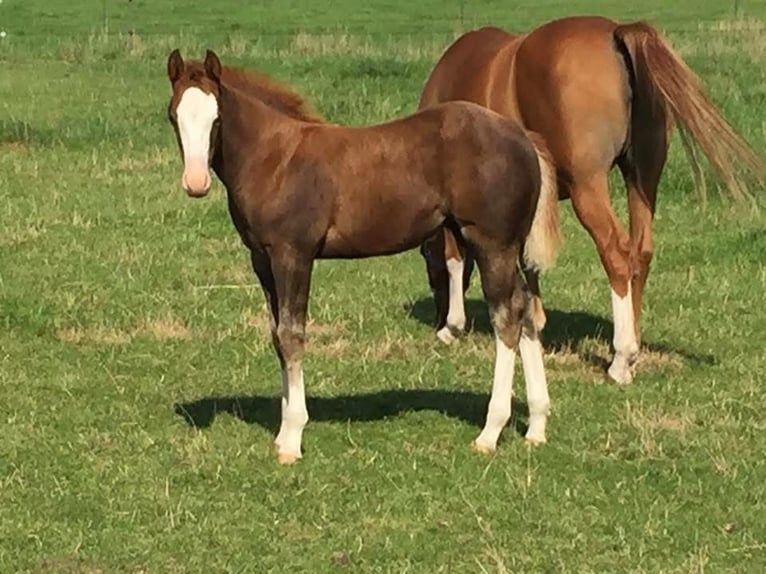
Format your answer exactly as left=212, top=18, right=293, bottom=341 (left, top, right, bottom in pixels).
left=607, top=362, right=634, bottom=385
left=436, top=326, right=457, bottom=345
left=470, top=440, right=496, bottom=455
left=524, top=433, right=546, bottom=446
left=277, top=451, right=301, bottom=465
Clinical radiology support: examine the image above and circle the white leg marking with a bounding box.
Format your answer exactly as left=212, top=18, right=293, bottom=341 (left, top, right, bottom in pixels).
left=519, top=332, right=550, bottom=444
left=608, top=285, right=639, bottom=385
left=176, top=87, right=218, bottom=195
left=437, top=258, right=467, bottom=344
left=275, top=361, right=308, bottom=463
left=473, top=335, right=516, bottom=453
left=445, top=258, right=466, bottom=332
left=274, top=367, right=289, bottom=449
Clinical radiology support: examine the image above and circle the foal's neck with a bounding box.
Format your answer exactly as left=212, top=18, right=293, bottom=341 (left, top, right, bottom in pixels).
left=221, top=82, right=296, bottom=140
left=213, top=83, right=303, bottom=192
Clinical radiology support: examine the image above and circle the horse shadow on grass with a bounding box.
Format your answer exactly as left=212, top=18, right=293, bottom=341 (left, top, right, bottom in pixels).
left=175, top=297, right=715, bottom=439
left=405, top=297, right=716, bottom=369
left=174, top=390, right=530, bottom=438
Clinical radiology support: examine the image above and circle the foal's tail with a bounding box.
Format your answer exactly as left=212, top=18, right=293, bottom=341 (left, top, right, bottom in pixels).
left=614, top=21, right=766, bottom=201
left=524, top=132, right=561, bottom=272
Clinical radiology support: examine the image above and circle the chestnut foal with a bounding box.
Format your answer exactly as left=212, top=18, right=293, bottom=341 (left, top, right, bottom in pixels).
left=166, top=50, right=561, bottom=463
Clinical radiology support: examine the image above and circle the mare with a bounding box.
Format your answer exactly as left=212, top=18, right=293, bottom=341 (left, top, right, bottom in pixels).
left=165, top=50, right=561, bottom=463
left=418, top=16, right=764, bottom=384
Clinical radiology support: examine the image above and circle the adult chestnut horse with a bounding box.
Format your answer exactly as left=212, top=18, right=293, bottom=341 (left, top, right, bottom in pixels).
left=165, top=50, right=561, bottom=463
left=419, top=17, right=764, bottom=384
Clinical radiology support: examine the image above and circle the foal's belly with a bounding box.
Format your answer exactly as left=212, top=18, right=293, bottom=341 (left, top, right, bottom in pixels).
left=318, top=205, right=445, bottom=259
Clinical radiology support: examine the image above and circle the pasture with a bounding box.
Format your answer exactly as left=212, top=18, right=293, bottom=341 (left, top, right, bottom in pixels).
left=1, top=0, right=765, bottom=571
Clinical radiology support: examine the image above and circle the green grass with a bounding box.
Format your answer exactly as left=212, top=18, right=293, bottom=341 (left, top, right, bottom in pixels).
left=1, top=1, right=766, bottom=572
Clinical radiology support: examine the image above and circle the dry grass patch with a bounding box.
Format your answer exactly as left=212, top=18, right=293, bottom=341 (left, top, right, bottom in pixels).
left=0, top=141, right=29, bottom=153
left=56, top=326, right=132, bottom=345
left=288, top=31, right=451, bottom=60
left=0, top=224, right=44, bottom=248
left=56, top=315, right=192, bottom=345
left=674, top=19, right=766, bottom=61
left=138, top=316, right=191, bottom=340
left=625, top=400, right=692, bottom=457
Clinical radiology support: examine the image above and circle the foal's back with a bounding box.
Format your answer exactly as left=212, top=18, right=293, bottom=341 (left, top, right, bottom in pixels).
left=292, top=101, right=540, bottom=259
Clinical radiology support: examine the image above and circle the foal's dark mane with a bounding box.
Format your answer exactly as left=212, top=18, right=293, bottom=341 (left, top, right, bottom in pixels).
left=186, top=60, right=325, bottom=124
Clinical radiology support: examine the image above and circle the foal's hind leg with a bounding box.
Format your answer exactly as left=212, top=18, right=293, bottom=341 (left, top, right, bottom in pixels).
left=570, top=173, right=638, bottom=384
left=518, top=274, right=551, bottom=444
left=522, top=265, right=546, bottom=332
left=470, top=243, right=526, bottom=453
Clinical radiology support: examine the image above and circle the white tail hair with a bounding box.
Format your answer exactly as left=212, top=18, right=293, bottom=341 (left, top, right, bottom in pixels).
left=524, top=132, right=562, bottom=272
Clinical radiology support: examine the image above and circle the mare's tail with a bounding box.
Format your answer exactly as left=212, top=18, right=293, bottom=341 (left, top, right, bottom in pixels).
left=614, top=21, right=765, bottom=201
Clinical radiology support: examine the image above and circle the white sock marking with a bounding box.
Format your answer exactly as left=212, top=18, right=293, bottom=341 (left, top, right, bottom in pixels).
left=445, top=258, right=466, bottom=332
left=474, top=335, right=516, bottom=451
left=608, top=285, right=638, bottom=384
left=274, top=361, right=308, bottom=458
left=518, top=332, right=550, bottom=443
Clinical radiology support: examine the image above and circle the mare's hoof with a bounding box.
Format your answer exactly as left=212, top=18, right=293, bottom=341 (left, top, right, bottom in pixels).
left=277, top=451, right=301, bottom=465
left=437, top=323, right=465, bottom=345
left=436, top=326, right=457, bottom=345
left=607, top=362, right=634, bottom=385
left=524, top=433, right=546, bottom=446
left=470, top=440, right=496, bottom=456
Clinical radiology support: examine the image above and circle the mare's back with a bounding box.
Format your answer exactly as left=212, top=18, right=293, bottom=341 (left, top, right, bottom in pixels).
left=419, top=27, right=516, bottom=109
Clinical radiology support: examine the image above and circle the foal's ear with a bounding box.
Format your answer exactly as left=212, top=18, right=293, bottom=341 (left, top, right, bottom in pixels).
left=204, top=50, right=223, bottom=83
left=167, top=49, right=184, bottom=84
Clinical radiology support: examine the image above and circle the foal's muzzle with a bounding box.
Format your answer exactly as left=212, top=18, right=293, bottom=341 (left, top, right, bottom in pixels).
left=182, top=165, right=211, bottom=198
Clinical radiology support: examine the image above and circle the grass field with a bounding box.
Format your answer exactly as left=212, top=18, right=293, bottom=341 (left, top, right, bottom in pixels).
left=1, top=0, right=766, bottom=572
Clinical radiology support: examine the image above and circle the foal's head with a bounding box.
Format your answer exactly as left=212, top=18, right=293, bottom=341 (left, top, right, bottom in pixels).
left=166, top=49, right=224, bottom=198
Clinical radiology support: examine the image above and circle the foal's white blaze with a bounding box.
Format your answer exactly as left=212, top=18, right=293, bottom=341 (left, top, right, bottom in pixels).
left=519, top=332, right=550, bottom=444
left=474, top=335, right=516, bottom=452
left=176, top=87, right=218, bottom=196
left=608, top=285, right=639, bottom=385
left=445, top=258, right=467, bottom=332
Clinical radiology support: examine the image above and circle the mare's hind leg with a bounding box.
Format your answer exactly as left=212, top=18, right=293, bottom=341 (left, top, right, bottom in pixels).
left=570, top=173, right=638, bottom=384
left=421, top=231, right=450, bottom=340
left=619, top=122, right=668, bottom=347
left=442, top=228, right=472, bottom=342
left=470, top=242, right=526, bottom=453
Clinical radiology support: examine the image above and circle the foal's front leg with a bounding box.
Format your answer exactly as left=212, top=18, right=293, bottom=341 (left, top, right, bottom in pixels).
left=268, top=248, right=314, bottom=464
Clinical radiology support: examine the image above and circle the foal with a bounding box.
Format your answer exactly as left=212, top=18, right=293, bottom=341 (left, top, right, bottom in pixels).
left=166, top=50, right=561, bottom=464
